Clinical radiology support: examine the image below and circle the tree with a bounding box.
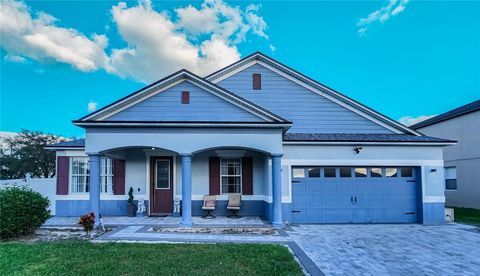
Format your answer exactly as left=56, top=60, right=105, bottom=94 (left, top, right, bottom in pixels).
left=0, top=130, right=67, bottom=179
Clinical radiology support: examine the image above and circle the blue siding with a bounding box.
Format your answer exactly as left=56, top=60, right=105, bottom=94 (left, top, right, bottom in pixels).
left=422, top=203, right=444, bottom=225
left=108, top=81, right=264, bottom=122
left=56, top=200, right=148, bottom=216
left=192, top=200, right=265, bottom=217
left=218, top=64, right=395, bottom=133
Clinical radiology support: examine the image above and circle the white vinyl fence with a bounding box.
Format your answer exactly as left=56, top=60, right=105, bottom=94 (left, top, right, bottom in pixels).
left=0, top=177, right=56, bottom=215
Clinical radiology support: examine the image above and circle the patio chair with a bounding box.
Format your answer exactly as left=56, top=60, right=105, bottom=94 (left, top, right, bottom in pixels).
left=202, top=195, right=217, bottom=219
left=227, top=194, right=242, bottom=218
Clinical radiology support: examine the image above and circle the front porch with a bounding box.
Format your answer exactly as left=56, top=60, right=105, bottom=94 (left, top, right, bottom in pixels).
left=78, top=127, right=286, bottom=227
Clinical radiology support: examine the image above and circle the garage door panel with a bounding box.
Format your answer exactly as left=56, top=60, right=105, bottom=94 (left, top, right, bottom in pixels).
left=337, top=209, right=355, bottom=223
left=291, top=166, right=419, bottom=224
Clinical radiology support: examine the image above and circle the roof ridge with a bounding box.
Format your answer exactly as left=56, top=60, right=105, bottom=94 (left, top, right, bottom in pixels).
left=410, top=99, right=480, bottom=129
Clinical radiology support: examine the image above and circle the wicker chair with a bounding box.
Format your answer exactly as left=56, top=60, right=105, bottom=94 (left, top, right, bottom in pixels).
left=227, top=194, right=242, bottom=218
left=202, top=195, right=217, bottom=218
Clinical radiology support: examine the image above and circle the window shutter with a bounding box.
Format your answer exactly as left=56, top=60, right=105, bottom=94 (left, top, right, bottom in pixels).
left=242, top=157, right=253, bottom=195
left=113, top=159, right=126, bottom=195
left=209, top=157, right=220, bottom=195
left=253, top=74, right=261, bottom=90
left=56, top=156, right=69, bottom=195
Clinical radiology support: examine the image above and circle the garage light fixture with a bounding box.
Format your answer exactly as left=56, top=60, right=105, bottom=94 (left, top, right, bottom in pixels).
left=353, top=146, right=363, bottom=154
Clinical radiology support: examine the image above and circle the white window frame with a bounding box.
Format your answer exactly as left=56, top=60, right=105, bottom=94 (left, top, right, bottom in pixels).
left=220, top=158, right=242, bottom=194
left=70, top=157, right=90, bottom=194
left=69, top=157, right=114, bottom=194
left=100, top=158, right=114, bottom=194
left=445, top=166, right=457, bottom=191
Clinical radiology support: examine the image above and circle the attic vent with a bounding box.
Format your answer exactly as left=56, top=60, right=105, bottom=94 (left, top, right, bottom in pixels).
left=181, top=91, right=190, bottom=104
left=253, top=74, right=261, bottom=90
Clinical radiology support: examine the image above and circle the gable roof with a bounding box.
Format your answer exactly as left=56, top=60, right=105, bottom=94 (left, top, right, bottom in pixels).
left=76, top=69, right=290, bottom=126
left=410, top=99, right=480, bottom=129
left=206, top=52, right=422, bottom=136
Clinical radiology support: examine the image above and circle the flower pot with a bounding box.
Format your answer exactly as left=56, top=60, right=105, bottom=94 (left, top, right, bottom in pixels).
left=127, top=204, right=136, bottom=217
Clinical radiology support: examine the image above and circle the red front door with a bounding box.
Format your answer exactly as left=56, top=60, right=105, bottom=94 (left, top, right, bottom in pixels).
left=150, top=156, right=173, bottom=214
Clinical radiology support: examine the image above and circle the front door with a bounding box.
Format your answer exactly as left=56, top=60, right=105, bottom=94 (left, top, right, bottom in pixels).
left=150, top=156, right=173, bottom=214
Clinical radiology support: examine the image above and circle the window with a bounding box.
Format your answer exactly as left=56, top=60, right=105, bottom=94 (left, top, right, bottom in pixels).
left=385, top=168, right=398, bottom=177
left=292, top=168, right=305, bottom=178
left=71, top=157, right=90, bottom=193
left=181, top=91, right=190, bottom=104
left=155, top=160, right=170, bottom=189
left=100, top=158, right=114, bottom=193
left=253, top=74, right=261, bottom=90
left=355, top=168, right=367, bottom=177
left=308, top=167, right=320, bottom=178
left=340, top=168, right=352, bottom=177
left=70, top=157, right=114, bottom=193
left=401, top=167, right=413, bottom=177
left=445, top=167, right=457, bottom=190
left=370, top=168, right=382, bottom=177
left=324, top=168, right=336, bottom=177
left=221, top=159, right=242, bottom=194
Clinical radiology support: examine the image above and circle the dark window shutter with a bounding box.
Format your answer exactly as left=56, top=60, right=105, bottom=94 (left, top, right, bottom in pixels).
left=242, top=157, right=253, bottom=195
left=209, top=157, right=220, bottom=195
left=181, top=91, right=190, bottom=104
left=56, top=156, right=69, bottom=195
left=113, top=159, right=126, bottom=195
left=253, top=74, right=261, bottom=90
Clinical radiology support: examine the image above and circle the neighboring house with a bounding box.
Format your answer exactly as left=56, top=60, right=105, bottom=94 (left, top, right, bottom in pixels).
left=45, top=52, right=454, bottom=226
left=411, top=100, right=480, bottom=209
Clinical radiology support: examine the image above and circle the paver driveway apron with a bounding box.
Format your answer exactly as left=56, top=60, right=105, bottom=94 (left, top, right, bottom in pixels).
left=287, top=223, right=480, bottom=275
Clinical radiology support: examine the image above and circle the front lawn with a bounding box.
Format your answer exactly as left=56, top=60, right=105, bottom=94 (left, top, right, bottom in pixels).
left=0, top=242, right=303, bottom=275
left=454, top=207, right=480, bottom=225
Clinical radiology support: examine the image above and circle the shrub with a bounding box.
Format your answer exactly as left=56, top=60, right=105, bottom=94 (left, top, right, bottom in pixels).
left=0, top=186, right=50, bottom=239
left=79, top=212, right=95, bottom=234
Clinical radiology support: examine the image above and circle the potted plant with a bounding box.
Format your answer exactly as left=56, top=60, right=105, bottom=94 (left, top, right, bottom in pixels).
left=127, top=187, right=136, bottom=217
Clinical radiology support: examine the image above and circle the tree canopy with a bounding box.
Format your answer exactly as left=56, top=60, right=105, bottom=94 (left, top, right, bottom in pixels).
left=0, top=130, right=67, bottom=179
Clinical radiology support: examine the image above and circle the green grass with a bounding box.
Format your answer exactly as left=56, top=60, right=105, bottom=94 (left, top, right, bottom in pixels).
left=0, top=241, right=303, bottom=276
left=454, top=207, right=480, bottom=225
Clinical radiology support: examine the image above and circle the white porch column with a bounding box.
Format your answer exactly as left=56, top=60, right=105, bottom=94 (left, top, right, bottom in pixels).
left=180, top=153, right=193, bottom=227
left=271, top=154, right=283, bottom=227
left=88, top=154, right=101, bottom=227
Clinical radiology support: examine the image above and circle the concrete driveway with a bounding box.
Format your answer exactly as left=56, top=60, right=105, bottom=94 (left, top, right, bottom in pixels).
left=287, top=223, right=480, bottom=275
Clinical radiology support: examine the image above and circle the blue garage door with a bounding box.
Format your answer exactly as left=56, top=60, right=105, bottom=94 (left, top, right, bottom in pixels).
left=291, top=167, right=418, bottom=223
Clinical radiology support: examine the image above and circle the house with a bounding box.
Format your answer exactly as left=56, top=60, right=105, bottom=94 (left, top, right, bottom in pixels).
left=411, top=100, right=480, bottom=209
left=45, top=52, right=455, bottom=226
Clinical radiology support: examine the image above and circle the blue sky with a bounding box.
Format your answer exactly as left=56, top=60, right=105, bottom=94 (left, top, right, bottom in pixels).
left=1, top=0, right=479, bottom=137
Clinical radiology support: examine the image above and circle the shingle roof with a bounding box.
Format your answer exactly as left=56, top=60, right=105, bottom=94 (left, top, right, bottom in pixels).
left=410, top=100, right=480, bottom=129
left=45, top=139, right=85, bottom=148
left=283, top=133, right=454, bottom=143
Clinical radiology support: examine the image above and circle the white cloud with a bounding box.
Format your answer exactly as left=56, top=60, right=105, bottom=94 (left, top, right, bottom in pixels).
left=0, top=0, right=271, bottom=83
left=357, top=0, right=410, bottom=34
left=0, top=0, right=109, bottom=71
left=398, top=114, right=436, bottom=126
left=4, top=53, right=26, bottom=63
left=87, top=101, right=98, bottom=112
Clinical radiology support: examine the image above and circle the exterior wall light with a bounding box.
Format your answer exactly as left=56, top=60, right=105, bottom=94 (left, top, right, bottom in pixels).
left=353, top=146, right=363, bottom=154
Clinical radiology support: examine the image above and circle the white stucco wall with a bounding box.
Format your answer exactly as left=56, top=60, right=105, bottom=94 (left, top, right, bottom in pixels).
left=416, top=111, right=480, bottom=208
